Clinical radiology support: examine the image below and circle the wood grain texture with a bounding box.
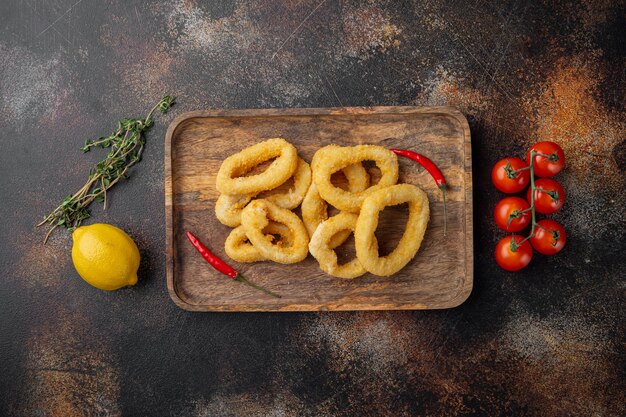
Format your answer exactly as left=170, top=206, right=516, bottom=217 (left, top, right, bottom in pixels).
left=165, top=106, right=472, bottom=312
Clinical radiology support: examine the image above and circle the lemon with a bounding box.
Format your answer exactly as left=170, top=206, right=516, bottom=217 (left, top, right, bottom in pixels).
left=71, top=223, right=140, bottom=290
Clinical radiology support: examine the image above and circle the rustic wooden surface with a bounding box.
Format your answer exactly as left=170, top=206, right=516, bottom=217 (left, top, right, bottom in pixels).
left=165, top=106, right=472, bottom=311
left=3, top=1, right=625, bottom=415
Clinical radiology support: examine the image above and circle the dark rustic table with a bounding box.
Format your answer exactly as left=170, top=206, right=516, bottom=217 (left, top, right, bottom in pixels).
left=1, top=1, right=624, bottom=416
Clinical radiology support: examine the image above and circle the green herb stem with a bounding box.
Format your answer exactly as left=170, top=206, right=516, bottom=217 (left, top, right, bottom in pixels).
left=37, top=95, right=175, bottom=243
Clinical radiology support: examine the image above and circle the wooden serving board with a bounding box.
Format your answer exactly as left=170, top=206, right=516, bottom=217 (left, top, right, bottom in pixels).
left=165, top=107, right=472, bottom=312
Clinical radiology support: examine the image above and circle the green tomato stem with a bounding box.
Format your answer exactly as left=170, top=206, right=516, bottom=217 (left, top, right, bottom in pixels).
left=511, top=150, right=538, bottom=251
left=535, top=151, right=559, bottom=161
left=529, top=150, right=537, bottom=238
left=511, top=166, right=531, bottom=173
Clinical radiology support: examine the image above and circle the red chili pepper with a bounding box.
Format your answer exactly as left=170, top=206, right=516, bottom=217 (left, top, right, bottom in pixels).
left=390, top=148, right=448, bottom=236
left=185, top=231, right=281, bottom=298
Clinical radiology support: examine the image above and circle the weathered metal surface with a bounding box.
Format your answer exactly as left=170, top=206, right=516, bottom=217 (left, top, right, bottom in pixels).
left=0, top=0, right=624, bottom=415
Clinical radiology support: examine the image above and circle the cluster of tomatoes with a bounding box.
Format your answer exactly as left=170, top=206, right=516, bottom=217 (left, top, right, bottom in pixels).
left=491, top=141, right=567, bottom=271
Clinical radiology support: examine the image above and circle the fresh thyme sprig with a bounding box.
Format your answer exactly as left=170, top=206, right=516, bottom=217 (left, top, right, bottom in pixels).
left=37, top=95, right=175, bottom=243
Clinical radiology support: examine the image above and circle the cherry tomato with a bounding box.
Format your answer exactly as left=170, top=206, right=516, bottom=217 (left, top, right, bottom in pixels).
left=494, top=197, right=531, bottom=232
left=527, top=141, right=565, bottom=177
left=495, top=235, right=533, bottom=271
left=527, top=178, right=565, bottom=214
left=492, top=158, right=530, bottom=193
left=530, top=219, right=566, bottom=255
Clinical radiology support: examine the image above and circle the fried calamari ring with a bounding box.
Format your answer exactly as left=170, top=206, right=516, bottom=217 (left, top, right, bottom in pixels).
left=302, top=184, right=350, bottom=249
left=341, top=162, right=371, bottom=191
left=241, top=199, right=309, bottom=264
left=355, top=184, right=430, bottom=276
left=259, top=157, right=311, bottom=209
left=215, top=158, right=311, bottom=227
left=302, top=163, right=369, bottom=248
left=216, top=138, right=298, bottom=195
left=215, top=194, right=253, bottom=227
left=311, top=145, right=399, bottom=213
left=225, top=222, right=293, bottom=263
left=309, top=212, right=366, bottom=279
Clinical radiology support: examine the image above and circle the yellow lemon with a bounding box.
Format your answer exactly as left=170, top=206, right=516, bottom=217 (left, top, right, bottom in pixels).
left=71, top=223, right=140, bottom=290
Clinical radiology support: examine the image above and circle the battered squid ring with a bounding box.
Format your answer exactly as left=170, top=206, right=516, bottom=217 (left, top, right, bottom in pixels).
left=215, top=194, right=253, bottom=227
left=216, top=138, right=298, bottom=195
left=340, top=161, right=371, bottom=191
left=302, top=163, right=370, bottom=248
left=311, top=145, right=399, bottom=213
left=225, top=222, right=294, bottom=263
left=241, top=199, right=309, bottom=264
left=259, top=157, right=311, bottom=209
left=355, top=184, right=430, bottom=276
left=215, top=158, right=311, bottom=227
left=309, top=212, right=366, bottom=279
